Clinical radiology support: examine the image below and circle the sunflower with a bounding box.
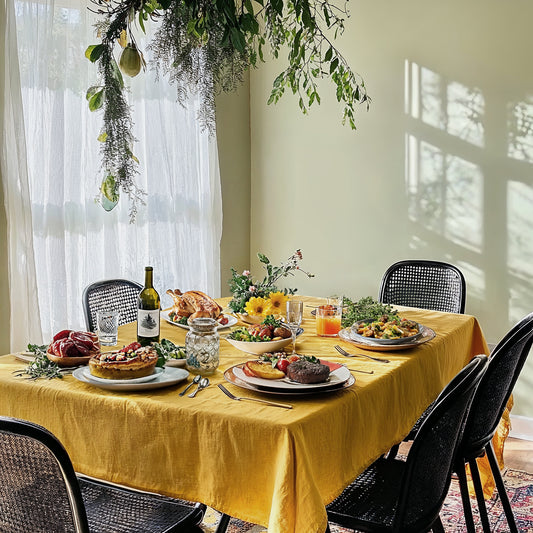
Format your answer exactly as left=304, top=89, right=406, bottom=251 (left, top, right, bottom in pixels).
left=245, top=297, right=273, bottom=317
left=267, top=291, right=288, bottom=315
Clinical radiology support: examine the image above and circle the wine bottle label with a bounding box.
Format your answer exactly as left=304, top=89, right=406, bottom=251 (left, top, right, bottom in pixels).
left=137, top=310, right=160, bottom=337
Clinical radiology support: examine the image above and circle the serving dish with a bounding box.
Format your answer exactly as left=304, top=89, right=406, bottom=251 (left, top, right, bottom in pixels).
left=46, top=350, right=92, bottom=367
left=236, top=313, right=264, bottom=325
left=338, top=325, right=436, bottom=352
left=73, top=366, right=189, bottom=391
left=350, top=319, right=423, bottom=345
left=13, top=351, right=36, bottom=363
left=224, top=364, right=355, bottom=395
left=161, top=310, right=237, bottom=330
left=224, top=328, right=303, bottom=355
left=85, top=367, right=163, bottom=384
left=164, top=358, right=187, bottom=368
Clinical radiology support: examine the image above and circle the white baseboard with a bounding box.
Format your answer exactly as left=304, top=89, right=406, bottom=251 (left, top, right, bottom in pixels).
left=509, top=415, right=533, bottom=441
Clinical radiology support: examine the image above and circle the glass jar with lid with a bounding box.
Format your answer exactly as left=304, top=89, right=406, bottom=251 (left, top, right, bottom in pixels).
left=185, top=317, right=219, bottom=375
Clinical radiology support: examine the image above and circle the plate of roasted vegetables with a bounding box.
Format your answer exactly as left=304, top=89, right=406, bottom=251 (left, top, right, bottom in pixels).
left=350, top=316, right=423, bottom=345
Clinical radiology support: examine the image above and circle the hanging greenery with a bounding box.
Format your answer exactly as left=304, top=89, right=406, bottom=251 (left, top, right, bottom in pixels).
left=86, top=0, right=371, bottom=220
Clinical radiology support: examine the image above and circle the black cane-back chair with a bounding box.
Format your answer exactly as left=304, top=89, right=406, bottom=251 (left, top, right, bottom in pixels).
left=326, top=355, right=488, bottom=533
left=379, top=260, right=466, bottom=314
left=454, top=312, right=533, bottom=533
left=82, top=279, right=143, bottom=332
left=387, top=311, right=533, bottom=532
left=0, top=416, right=206, bottom=533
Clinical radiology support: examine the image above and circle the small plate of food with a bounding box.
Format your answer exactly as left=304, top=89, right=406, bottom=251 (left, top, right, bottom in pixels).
left=224, top=316, right=302, bottom=355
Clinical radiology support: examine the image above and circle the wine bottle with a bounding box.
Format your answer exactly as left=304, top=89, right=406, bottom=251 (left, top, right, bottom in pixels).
left=137, top=266, right=160, bottom=346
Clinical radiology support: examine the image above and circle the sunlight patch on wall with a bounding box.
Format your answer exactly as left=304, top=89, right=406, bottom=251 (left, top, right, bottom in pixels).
left=404, top=60, right=485, bottom=147
left=406, top=135, right=482, bottom=251
left=508, top=99, right=533, bottom=163
left=508, top=180, right=533, bottom=276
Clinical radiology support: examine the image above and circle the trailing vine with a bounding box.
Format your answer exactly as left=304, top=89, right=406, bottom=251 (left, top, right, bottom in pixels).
left=86, top=0, right=371, bottom=220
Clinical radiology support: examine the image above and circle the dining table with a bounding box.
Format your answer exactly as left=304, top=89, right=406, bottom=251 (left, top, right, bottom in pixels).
left=0, top=296, right=489, bottom=533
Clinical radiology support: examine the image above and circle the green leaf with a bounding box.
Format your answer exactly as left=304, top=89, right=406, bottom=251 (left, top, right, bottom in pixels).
left=258, top=253, right=269, bottom=264
left=110, top=59, right=124, bottom=89
left=86, top=86, right=101, bottom=101
left=230, top=27, right=246, bottom=53
left=158, top=0, right=171, bottom=8
left=97, top=131, right=108, bottom=142
left=271, top=0, right=283, bottom=16
left=244, top=0, right=254, bottom=14
left=88, top=89, right=105, bottom=111
left=85, top=44, right=104, bottom=63
left=330, top=57, right=339, bottom=74
left=324, top=47, right=333, bottom=62
left=138, top=11, right=146, bottom=33
left=301, top=3, right=313, bottom=28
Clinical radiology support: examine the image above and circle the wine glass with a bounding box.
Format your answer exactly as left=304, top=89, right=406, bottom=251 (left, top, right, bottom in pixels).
left=286, top=300, right=304, bottom=354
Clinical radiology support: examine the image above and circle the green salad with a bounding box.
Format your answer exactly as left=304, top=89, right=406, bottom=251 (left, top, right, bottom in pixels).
left=152, top=339, right=186, bottom=367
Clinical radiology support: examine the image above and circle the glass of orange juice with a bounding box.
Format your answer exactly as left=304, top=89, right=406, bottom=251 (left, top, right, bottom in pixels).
left=316, top=298, right=342, bottom=337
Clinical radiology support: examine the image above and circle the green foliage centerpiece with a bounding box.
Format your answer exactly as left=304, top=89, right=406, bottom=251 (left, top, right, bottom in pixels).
left=228, top=250, right=314, bottom=316
left=86, top=0, right=371, bottom=219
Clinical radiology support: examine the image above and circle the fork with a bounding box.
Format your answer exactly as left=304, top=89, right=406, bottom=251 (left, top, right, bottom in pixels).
left=334, top=345, right=390, bottom=364
left=218, top=384, right=293, bottom=409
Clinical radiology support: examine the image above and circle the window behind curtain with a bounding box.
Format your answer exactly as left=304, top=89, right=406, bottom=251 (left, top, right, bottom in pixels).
left=13, top=0, right=222, bottom=340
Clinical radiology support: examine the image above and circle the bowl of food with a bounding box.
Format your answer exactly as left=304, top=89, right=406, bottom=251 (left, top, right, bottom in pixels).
left=350, top=316, right=422, bottom=345
left=225, top=317, right=302, bottom=355
left=46, top=329, right=100, bottom=367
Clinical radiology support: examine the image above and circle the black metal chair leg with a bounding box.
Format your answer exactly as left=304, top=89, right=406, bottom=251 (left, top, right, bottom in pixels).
left=486, top=442, right=519, bottom=533
left=432, top=516, right=445, bottom=532
left=386, top=443, right=401, bottom=459
left=457, top=463, right=477, bottom=533
left=469, top=458, right=492, bottom=533
left=215, top=513, right=231, bottom=533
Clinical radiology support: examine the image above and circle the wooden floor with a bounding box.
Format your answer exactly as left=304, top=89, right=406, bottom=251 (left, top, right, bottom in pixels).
left=503, top=436, right=533, bottom=472
left=399, top=436, right=533, bottom=472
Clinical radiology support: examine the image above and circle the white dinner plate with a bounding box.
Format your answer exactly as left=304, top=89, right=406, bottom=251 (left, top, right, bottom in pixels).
left=81, top=367, right=163, bottom=384
left=231, top=362, right=351, bottom=392
left=164, top=358, right=187, bottom=368
left=161, top=310, right=237, bottom=330
left=224, top=365, right=355, bottom=396
left=13, top=352, right=36, bottom=363
left=73, top=366, right=189, bottom=391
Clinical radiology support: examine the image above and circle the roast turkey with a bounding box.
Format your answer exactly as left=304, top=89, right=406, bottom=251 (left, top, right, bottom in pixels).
left=166, top=289, right=223, bottom=320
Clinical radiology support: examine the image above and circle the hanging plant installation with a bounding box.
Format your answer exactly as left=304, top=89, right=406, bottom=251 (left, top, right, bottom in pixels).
left=86, top=0, right=371, bottom=219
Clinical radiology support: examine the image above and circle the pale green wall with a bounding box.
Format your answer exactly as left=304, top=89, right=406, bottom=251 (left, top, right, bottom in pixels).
left=249, top=0, right=533, bottom=416
left=0, top=169, right=9, bottom=355
left=216, top=81, right=252, bottom=296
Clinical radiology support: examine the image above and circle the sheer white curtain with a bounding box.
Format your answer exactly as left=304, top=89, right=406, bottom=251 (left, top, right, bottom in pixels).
left=1, top=0, right=222, bottom=349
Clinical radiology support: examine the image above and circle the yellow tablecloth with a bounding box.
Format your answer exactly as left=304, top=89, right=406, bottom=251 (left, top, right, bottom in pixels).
left=0, top=297, right=489, bottom=533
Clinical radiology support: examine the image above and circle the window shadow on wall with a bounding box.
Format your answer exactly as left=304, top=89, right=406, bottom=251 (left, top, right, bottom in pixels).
left=404, top=60, right=533, bottom=335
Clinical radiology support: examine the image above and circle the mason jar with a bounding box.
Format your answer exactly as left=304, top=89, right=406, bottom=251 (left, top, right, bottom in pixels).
left=185, top=317, right=219, bottom=375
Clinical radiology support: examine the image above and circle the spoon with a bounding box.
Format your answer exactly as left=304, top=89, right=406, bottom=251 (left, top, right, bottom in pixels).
left=179, top=374, right=201, bottom=396
left=188, top=377, right=210, bottom=398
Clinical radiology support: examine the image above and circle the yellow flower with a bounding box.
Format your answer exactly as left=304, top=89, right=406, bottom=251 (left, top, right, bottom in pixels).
left=245, top=297, right=272, bottom=317
left=267, top=291, right=288, bottom=314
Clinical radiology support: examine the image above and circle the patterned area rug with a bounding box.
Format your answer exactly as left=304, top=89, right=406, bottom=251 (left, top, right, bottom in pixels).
left=198, top=468, right=533, bottom=532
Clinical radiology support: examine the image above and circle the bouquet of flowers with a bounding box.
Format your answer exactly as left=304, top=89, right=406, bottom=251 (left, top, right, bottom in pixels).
left=228, top=250, right=314, bottom=316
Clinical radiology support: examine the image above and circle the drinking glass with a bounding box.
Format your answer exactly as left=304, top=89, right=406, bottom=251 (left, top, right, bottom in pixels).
left=286, top=300, right=303, bottom=354
left=96, top=310, right=119, bottom=346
